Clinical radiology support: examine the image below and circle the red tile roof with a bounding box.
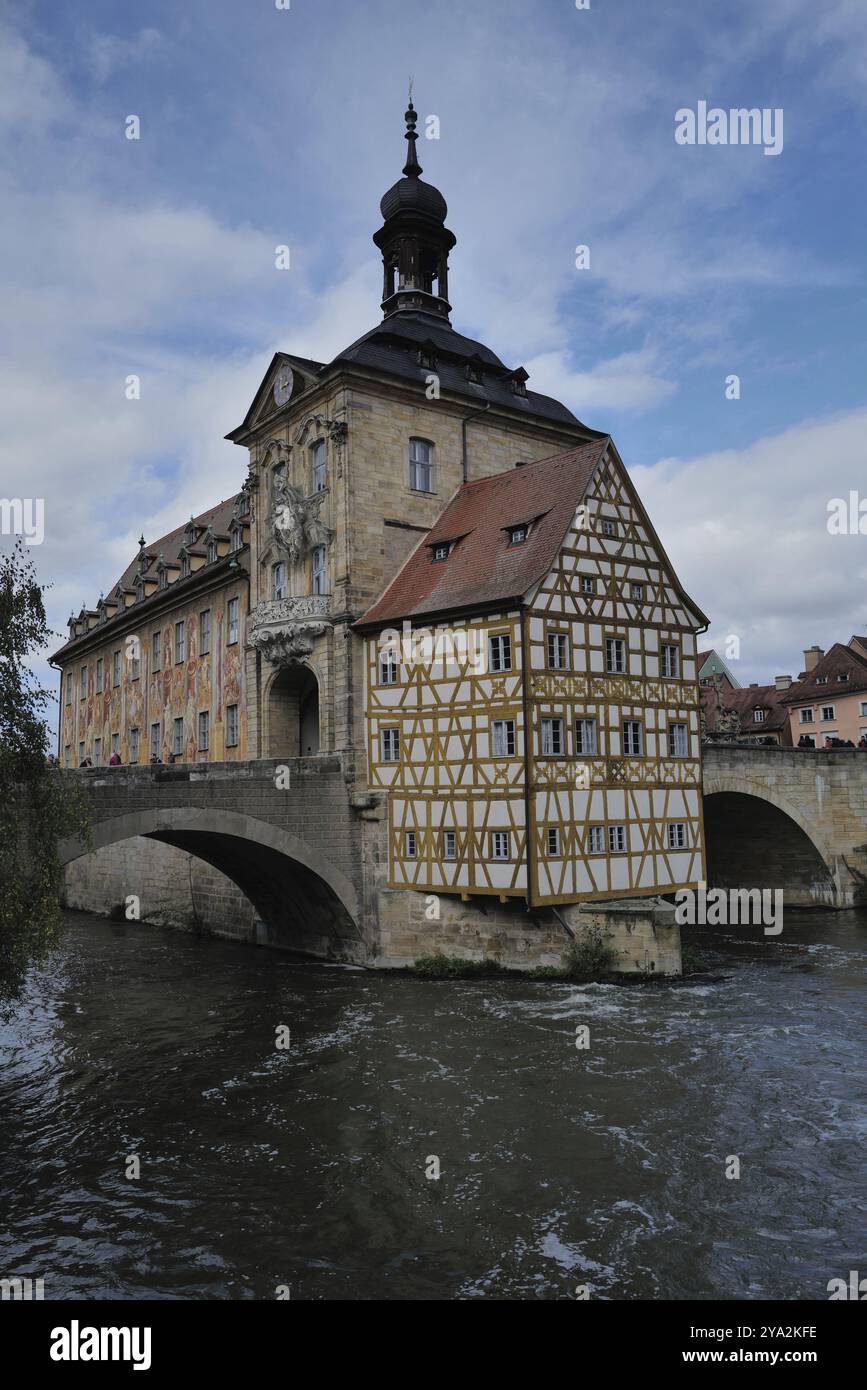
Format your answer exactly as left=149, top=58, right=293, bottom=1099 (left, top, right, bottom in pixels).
left=781, top=642, right=867, bottom=704
left=356, top=441, right=610, bottom=627
left=701, top=681, right=790, bottom=735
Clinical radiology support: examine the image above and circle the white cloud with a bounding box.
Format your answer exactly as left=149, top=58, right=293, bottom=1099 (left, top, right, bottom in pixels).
left=633, top=407, right=867, bottom=682
left=526, top=348, right=677, bottom=414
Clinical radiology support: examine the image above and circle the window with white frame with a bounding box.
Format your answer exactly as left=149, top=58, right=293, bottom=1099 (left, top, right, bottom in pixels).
left=379, top=650, right=398, bottom=685
left=491, top=719, right=516, bottom=757
left=198, top=711, right=209, bottom=752
left=112, top=650, right=121, bottom=686
left=860, top=702, right=867, bottom=718
left=405, top=830, right=417, bottom=859
left=541, top=717, right=564, bottom=755
left=230, top=526, right=241, bottom=553
left=601, top=518, right=618, bottom=538
left=409, top=437, right=434, bottom=492
left=65, top=672, right=72, bottom=704
left=622, top=720, right=643, bottom=756
left=547, top=827, right=561, bottom=857
left=754, top=709, right=765, bottom=723
left=152, top=631, right=161, bottom=671
left=432, top=542, right=450, bottom=562
left=93, top=738, right=102, bottom=767
left=661, top=644, right=680, bottom=678
left=226, top=704, right=239, bottom=747
left=95, top=657, right=103, bottom=694
left=588, top=825, right=605, bottom=854
left=547, top=632, right=569, bottom=670
left=489, top=633, right=512, bottom=672
left=490, top=831, right=510, bottom=860
left=150, top=722, right=160, bottom=760
left=667, top=823, right=686, bottom=849
left=312, top=547, right=326, bottom=595
left=380, top=727, right=400, bottom=762
left=227, top=597, right=239, bottom=645
left=129, top=728, right=140, bottom=764
left=575, top=717, right=597, bottom=754
left=174, top=620, right=185, bottom=664
left=821, top=706, right=835, bottom=721
left=605, top=817, right=625, bottom=850
left=311, top=439, right=327, bottom=493
left=508, top=524, right=527, bottom=545
left=668, top=722, right=689, bottom=757
left=129, top=645, right=140, bottom=680
left=79, top=665, right=87, bottom=699
left=606, top=637, right=626, bottom=673
left=200, top=609, right=211, bottom=656
left=816, top=676, right=828, bottom=685
left=581, top=575, right=596, bottom=595
left=442, top=831, right=457, bottom=860
left=111, top=733, right=119, bottom=757
left=608, top=824, right=626, bottom=853
left=173, top=718, right=184, bottom=757
left=630, top=582, right=644, bottom=601
left=272, top=563, right=286, bottom=601
left=799, top=708, right=814, bottom=724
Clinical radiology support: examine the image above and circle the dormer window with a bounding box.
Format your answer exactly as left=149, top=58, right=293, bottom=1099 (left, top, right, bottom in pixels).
left=838, top=672, right=850, bottom=682
left=466, top=360, right=483, bottom=384
left=432, top=542, right=451, bottom=562
left=508, top=524, right=529, bottom=546
left=207, top=540, right=216, bottom=564
left=230, top=525, right=242, bottom=553
left=754, top=709, right=765, bottom=723
left=159, top=568, right=167, bottom=590
left=510, top=368, right=529, bottom=397
left=417, top=348, right=436, bottom=371
left=816, top=675, right=828, bottom=685
left=180, top=554, right=190, bottom=579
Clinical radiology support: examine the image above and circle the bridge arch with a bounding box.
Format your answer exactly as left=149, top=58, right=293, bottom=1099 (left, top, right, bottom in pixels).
left=702, top=774, right=836, bottom=907
left=59, top=805, right=362, bottom=958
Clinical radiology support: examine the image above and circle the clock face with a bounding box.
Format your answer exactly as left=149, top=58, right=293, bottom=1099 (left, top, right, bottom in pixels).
left=273, top=365, right=294, bottom=406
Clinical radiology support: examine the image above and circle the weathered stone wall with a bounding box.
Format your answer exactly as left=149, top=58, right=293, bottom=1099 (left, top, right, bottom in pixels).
left=62, top=837, right=255, bottom=941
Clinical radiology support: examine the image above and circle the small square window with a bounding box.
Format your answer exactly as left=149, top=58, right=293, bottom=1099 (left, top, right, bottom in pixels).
left=508, top=525, right=527, bottom=545
left=432, top=542, right=450, bottom=562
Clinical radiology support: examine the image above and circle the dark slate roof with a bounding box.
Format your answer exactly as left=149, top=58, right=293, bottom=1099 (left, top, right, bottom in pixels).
left=329, top=310, right=599, bottom=430
left=355, top=440, right=610, bottom=627
left=780, top=642, right=867, bottom=704
left=380, top=176, right=448, bottom=221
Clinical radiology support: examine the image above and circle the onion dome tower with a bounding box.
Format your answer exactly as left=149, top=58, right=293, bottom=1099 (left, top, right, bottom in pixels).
left=373, top=99, right=456, bottom=322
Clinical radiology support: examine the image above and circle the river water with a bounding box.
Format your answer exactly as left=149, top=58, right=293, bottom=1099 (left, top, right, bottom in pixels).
left=0, top=908, right=864, bottom=1301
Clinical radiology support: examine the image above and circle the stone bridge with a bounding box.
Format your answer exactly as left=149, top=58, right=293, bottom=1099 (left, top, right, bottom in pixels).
left=58, top=757, right=378, bottom=962
left=702, top=745, right=867, bottom=908
left=58, top=746, right=867, bottom=967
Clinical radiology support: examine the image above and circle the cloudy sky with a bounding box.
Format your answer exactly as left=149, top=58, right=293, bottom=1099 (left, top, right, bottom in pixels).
left=2, top=0, right=866, bottom=698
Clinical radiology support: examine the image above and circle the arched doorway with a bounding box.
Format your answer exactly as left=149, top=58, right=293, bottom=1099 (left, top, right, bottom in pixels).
left=703, top=791, right=835, bottom=907
left=267, top=665, right=320, bottom=757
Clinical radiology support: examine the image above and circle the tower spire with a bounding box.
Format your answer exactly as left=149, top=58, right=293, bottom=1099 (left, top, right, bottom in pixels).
left=374, top=91, right=456, bottom=322
left=403, top=93, right=422, bottom=178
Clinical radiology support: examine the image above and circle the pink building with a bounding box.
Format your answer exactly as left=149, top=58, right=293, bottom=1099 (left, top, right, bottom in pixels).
left=781, top=640, right=867, bottom=748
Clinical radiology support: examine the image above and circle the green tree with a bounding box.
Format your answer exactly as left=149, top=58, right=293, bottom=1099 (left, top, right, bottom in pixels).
left=0, top=541, right=89, bottom=998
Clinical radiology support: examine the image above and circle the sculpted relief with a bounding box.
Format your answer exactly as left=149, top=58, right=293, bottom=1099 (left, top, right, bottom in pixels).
left=272, top=478, right=333, bottom=564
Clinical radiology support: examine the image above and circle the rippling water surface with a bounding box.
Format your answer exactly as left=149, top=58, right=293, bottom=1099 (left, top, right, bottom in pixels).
left=0, top=909, right=864, bottom=1300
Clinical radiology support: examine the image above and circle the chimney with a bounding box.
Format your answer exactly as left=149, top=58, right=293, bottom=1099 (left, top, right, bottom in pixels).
left=775, top=674, right=792, bottom=692
left=803, top=645, right=824, bottom=672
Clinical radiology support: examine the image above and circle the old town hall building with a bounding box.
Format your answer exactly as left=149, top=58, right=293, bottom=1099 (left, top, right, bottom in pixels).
left=54, top=102, right=708, bottom=952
